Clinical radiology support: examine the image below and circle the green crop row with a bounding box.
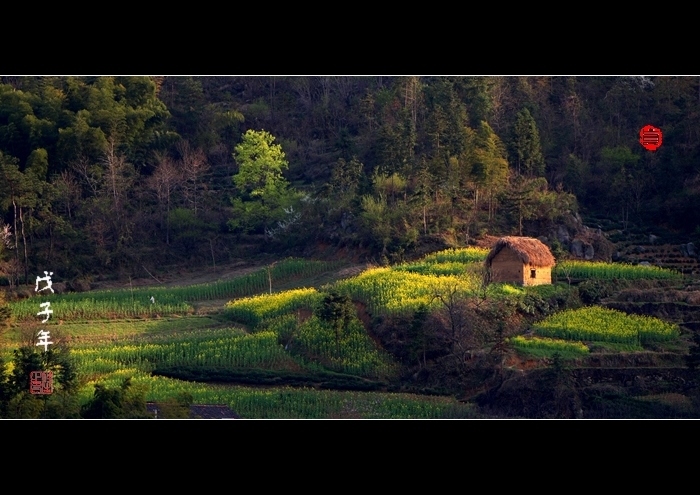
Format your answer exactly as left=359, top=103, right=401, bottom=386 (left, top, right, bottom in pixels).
left=12, top=258, right=342, bottom=321
left=509, top=335, right=589, bottom=359
left=273, top=315, right=397, bottom=379
left=554, top=261, right=681, bottom=280
left=12, top=299, right=194, bottom=322
left=81, top=370, right=477, bottom=418
left=532, top=306, right=679, bottom=345
left=333, top=267, right=480, bottom=317
left=222, top=281, right=400, bottom=379
left=225, top=288, right=323, bottom=326
left=421, top=247, right=490, bottom=264
left=67, top=295, right=396, bottom=380
left=72, top=330, right=296, bottom=373
left=394, top=261, right=477, bottom=277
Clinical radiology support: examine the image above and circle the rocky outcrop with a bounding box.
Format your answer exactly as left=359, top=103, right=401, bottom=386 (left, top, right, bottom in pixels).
left=548, top=213, right=613, bottom=261
left=570, top=239, right=585, bottom=257
left=555, top=225, right=571, bottom=245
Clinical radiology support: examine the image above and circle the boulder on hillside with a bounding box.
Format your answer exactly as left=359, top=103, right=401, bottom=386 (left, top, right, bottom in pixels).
left=66, top=278, right=94, bottom=293
left=555, top=225, right=571, bottom=245
left=570, top=238, right=595, bottom=260
left=570, top=239, right=584, bottom=258
left=37, top=281, right=67, bottom=295
left=551, top=212, right=613, bottom=262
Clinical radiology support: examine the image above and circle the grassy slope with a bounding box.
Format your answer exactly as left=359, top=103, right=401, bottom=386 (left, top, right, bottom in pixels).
left=2, top=259, right=476, bottom=418
left=4, top=251, right=697, bottom=418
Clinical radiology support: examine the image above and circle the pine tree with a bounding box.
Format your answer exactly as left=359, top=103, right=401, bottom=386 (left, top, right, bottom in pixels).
left=471, top=122, right=509, bottom=220
left=513, top=108, right=545, bottom=177
left=501, top=175, right=548, bottom=236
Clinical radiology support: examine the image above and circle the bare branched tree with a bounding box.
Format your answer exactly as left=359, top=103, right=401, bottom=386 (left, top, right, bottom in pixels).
left=70, top=155, right=101, bottom=198
left=52, top=170, right=82, bottom=221
left=177, top=141, right=209, bottom=217
left=147, top=153, right=182, bottom=245
left=430, top=286, right=493, bottom=368
left=102, top=137, right=136, bottom=221
left=0, top=224, right=20, bottom=287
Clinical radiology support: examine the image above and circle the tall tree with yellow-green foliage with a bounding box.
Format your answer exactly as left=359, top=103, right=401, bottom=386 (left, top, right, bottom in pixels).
left=229, top=130, right=300, bottom=236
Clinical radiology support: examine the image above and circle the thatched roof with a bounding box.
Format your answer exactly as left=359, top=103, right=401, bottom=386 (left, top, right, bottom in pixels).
left=485, top=236, right=555, bottom=268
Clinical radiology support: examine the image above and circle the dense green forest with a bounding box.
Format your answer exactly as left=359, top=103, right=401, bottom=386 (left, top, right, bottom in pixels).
left=1, top=76, right=699, bottom=284
left=2, top=76, right=700, bottom=418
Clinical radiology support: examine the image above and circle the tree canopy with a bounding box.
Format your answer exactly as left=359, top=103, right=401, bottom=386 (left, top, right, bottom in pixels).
left=229, top=129, right=299, bottom=235
left=0, top=76, right=698, bottom=278
left=513, top=108, right=545, bottom=177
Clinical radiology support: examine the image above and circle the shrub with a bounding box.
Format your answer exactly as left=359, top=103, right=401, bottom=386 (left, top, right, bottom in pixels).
left=578, top=279, right=620, bottom=304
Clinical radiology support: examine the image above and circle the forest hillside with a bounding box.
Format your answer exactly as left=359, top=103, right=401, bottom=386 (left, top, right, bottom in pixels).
left=0, top=76, right=698, bottom=285
left=2, top=77, right=700, bottom=418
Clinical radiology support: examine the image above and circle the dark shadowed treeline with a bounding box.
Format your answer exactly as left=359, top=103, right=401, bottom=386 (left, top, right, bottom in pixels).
left=0, top=76, right=698, bottom=283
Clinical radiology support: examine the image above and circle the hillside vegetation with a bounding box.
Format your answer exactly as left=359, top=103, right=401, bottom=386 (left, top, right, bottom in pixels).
left=1, top=248, right=698, bottom=418
left=2, top=76, right=700, bottom=418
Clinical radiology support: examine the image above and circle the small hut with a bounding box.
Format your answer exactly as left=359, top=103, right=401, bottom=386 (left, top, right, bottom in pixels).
left=485, top=236, right=555, bottom=286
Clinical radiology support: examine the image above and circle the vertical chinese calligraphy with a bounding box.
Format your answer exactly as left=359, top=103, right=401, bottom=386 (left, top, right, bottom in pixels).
left=34, top=270, right=54, bottom=352
left=31, top=271, right=56, bottom=394
left=36, top=330, right=53, bottom=351
left=37, top=301, right=53, bottom=323
left=35, top=271, right=54, bottom=294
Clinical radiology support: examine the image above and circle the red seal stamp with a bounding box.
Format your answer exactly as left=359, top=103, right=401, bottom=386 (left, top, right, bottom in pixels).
left=639, top=125, right=662, bottom=151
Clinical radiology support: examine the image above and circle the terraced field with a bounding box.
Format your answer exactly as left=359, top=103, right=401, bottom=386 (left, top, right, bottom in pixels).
left=3, top=245, right=695, bottom=418
left=1, top=256, right=482, bottom=418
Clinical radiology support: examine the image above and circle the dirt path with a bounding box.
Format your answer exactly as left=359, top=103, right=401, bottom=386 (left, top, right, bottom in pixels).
left=91, top=261, right=267, bottom=291
left=91, top=260, right=373, bottom=295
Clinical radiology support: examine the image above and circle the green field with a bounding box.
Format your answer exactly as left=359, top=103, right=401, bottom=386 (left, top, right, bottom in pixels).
left=554, top=260, right=682, bottom=281
left=532, top=306, right=680, bottom=347
left=77, top=368, right=478, bottom=418
left=1, top=248, right=687, bottom=418
left=10, top=258, right=343, bottom=321
left=509, top=335, right=590, bottom=359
